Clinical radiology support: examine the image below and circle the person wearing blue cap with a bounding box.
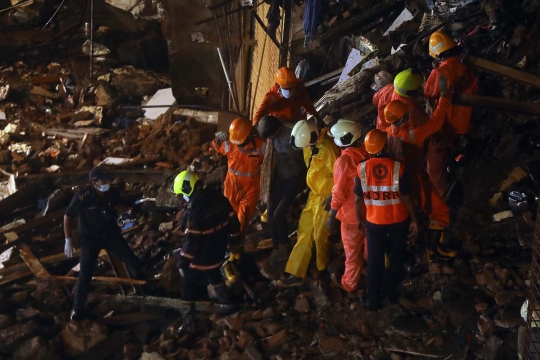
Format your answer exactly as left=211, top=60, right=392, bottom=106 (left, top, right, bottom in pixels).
left=63, top=166, right=142, bottom=321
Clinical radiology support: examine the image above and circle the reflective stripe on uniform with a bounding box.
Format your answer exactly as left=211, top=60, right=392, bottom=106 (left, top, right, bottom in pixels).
left=364, top=198, right=402, bottom=205
left=224, top=141, right=230, bottom=154
left=392, top=161, right=400, bottom=187
left=190, top=261, right=223, bottom=270
left=185, top=219, right=230, bottom=235
left=359, top=161, right=401, bottom=192
left=359, top=162, right=368, bottom=189
left=408, top=129, right=416, bottom=143
left=228, top=168, right=260, bottom=177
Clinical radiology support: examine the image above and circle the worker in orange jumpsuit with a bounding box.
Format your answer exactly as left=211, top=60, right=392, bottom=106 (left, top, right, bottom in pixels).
left=326, top=119, right=370, bottom=293
left=355, top=129, right=418, bottom=310
left=372, top=71, right=394, bottom=130
left=424, top=31, right=478, bottom=197
left=213, top=118, right=266, bottom=240
left=253, top=67, right=324, bottom=126
left=383, top=75, right=457, bottom=260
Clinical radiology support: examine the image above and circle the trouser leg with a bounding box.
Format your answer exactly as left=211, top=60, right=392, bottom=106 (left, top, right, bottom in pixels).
left=313, top=195, right=331, bottom=272
left=285, top=201, right=314, bottom=278
left=385, top=219, right=409, bottom=299
left=365, top=222, right=387, bottom=307
left=267, top=179, right=286, bottom=248
left=105, top=233, right=142, bottom=278
left=238, top=188, right=259, bottom=240
left=181, top=267, right=206, bottom=301
left=73, top=241, right=101, bottom=312
left=418, top=168, right=450, bottom=226
left=427, top=136, right=451, bottom=197
left=341, top=222, right=365, bottom=293
left=268, top=177, right=303, bottom=248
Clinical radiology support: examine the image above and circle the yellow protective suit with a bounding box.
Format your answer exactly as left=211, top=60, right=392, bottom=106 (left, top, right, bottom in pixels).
left=285, top=134, right=339, bottom=278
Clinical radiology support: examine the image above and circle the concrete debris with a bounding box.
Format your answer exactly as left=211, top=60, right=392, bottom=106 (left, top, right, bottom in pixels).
left=81, top=40, right=111, bottom=56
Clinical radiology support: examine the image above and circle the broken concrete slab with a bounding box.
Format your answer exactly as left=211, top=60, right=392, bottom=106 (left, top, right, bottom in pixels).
left=61, top=320, right=108, bottom=357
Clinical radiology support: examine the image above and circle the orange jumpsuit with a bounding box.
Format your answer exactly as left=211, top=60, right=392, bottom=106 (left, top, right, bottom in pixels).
left=384, top=97, right=452, bottom=227
left=373, top=84, right=394, bottom=130
left=253, top=83, right=318, bottom=124
left=213, top=136, right=266, bottom=238
left=331, top=145, right=370, bottom=292
left=424, top=56, right=478, bottom=195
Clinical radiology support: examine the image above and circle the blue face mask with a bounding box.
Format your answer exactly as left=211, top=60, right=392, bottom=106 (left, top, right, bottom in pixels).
left=280, top=88, right=292, bottom=98
left=97, top=183, right=110, bottom=192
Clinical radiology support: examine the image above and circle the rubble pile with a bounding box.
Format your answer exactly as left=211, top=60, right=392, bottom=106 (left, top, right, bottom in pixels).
left=1, top=0, right=540, bottom=358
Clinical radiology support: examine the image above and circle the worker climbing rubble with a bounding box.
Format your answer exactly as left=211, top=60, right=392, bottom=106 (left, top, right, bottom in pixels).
left=425, top=30, right=478, bottom=197
left=355, top=130, right=418, bottom=311
left=277, top=120, right=339, bottom=287
left=383, top=75, right=457, bottom=260
left=172, top=170, right=241, bottom=333
left=64, top=166, right=142, bottom=321
left=253, top=66, right=324, bottom=126
left=212, top=118, right=266, bottom=241
left=327, top=119, right=370, bottom=292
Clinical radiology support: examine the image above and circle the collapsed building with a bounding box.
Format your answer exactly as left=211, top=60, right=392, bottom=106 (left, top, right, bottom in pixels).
left=1, top=0, right=540, bottom=359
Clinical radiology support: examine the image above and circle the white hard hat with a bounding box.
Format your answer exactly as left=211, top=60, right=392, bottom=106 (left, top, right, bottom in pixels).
left=330, top=119, right=362, bottom=147
left=374, top=71, right=393, bottom=89
left=291, top=120, right=319, bottom=150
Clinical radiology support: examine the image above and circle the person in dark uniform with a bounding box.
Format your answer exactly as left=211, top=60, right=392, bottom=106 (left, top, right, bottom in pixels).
left=173, top=170, right=241, bottom=333
left=64, top=166, right=142, bottom=321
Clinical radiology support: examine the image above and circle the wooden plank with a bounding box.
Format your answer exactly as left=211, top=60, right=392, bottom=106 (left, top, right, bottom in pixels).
left=0, top=250, right=80, bottom=276
left=0, top=208, right=66, bottom=235
left=107, top=251, right=136, bottom=295
left=464, top=55, right=540, bottom=88
left=39, top=275, right=146, bottom=286
left=97, top=312, right=164, bottom=326
left=17, top=244, right=49, bottom=277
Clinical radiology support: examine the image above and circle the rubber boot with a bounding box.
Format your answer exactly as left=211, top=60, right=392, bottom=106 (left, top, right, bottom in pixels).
left=213, top=283, right=233, bottom=304
left=426, top=221, right=457, bottom=262
left=175, top=302, right=195, bottom=334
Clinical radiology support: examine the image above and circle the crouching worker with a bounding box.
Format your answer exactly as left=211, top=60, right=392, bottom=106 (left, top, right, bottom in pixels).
left=173, top=170, right=241, bottom=333
left=278, top=120, right=339, bottom=287
left=64, top=166, right=142, bottom=321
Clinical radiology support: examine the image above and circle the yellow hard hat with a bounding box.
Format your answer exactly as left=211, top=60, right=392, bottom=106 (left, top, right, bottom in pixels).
left=393, top=69, right=423, bottom=97
left=173, top=170, right=199, bottom=197
left=429, top=31, right=457, bottom=58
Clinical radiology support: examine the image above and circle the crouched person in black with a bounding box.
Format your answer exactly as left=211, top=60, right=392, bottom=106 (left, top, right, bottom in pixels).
left=173, top=170, right=241, bottom=333
left=64, top=166, right=142, bottom=321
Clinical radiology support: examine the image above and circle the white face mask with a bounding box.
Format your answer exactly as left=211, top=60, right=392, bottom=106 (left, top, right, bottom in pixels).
left=97, top=183, right=110, bottom=192
left=183, top=194, right=190, bottom=202
left=280, top=88, right=292, bottom=99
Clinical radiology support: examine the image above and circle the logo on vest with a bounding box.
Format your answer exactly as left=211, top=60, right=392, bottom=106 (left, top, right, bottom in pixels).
left=372, top=164, right=389, bottom=181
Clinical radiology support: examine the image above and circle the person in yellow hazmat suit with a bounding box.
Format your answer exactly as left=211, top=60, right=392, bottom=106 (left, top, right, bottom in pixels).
left=277, top=120, right=340, bottom=287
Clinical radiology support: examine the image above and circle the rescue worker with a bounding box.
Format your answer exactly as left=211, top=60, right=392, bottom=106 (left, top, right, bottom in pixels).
left=64, top=166, right=142, bottom=321
left=253, top=67, right=324, bottom=126
left=278, top=120, right=339, bottom=287
left=258, top=115, right=307, bottom=260
left=213, top=118, right=266, bottom=240
left=355, top=130, right=418, bottom=310
left=425, top=31, right=478, bottom=196
left=327, top=119, right=370, bottom=293
left=372, top=71, right=395, bottom=130
left=173, top=170, right=241, bottom=333
left=383, top=75, right=457, bottom=260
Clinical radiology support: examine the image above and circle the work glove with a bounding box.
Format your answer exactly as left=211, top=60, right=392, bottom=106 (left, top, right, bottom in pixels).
left=64, top=238, right=74, bottom=258
left=214, top=131, right=229, bottom=146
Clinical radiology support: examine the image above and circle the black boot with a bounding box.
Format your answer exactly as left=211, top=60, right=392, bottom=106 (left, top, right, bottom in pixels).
left=70, top=309, right=86, bottom=322
left=213, top=283, right=233, bottom=304
left=174, top=302, right=195, bottom=334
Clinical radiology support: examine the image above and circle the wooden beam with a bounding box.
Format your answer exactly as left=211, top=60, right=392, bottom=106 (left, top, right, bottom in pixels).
left=464, top=55, right=540, bottom=88
left=0, top=208, right=65, bottom=236
left=39, top=275, right=146, bottom=286
left=0, top=250, right=80, bottom=276
left=106, top=251, right=136, bottom=295
left=304, top=68, right=344, bottom=87
left=279, top=0, right=292, bottom=67
left=17, top=244, right=50, bottom=277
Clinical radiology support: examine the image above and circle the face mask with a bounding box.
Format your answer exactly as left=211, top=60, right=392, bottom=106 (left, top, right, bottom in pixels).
left=280, top=88, right=292, bottom=99
left=183, top=194, right=190, bottom=202
left=97, top=183, right=110, bottom=192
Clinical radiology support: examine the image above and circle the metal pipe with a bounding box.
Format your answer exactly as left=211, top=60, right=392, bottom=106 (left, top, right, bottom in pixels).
left=452, top=93, right=540, bottom=116
left=217, top=47, right=240, bottom=112
left=464, top=55, right=540, bottom=88
left=89, top=0, right=94, bottom=81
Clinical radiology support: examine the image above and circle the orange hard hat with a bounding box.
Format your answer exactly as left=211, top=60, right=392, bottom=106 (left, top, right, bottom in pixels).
left=364, top=129, right=387, bottom=155
left=384, top=100, right=409, bottom=125
left=429, top=31, right=457, bottom=58
left=275, top=67, right=298, bottom=89
left=229, top=118, right=251, bottom=145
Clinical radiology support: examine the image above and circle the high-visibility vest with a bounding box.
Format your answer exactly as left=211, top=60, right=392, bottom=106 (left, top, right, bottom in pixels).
left=357, top=157, right=409, bottom=225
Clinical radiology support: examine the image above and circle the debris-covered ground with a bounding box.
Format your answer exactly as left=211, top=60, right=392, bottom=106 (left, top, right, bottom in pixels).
left=1, top=0, right=540, bottom=359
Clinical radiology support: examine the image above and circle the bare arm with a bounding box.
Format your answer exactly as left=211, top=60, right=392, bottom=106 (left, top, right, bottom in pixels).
left=402, top=194, right=418, bottom=235
left=64, top=215, right=74, bottom=239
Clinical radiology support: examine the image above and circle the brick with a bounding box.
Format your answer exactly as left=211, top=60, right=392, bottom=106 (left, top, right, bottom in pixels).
left=263, top=329, right=287, bottom=347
